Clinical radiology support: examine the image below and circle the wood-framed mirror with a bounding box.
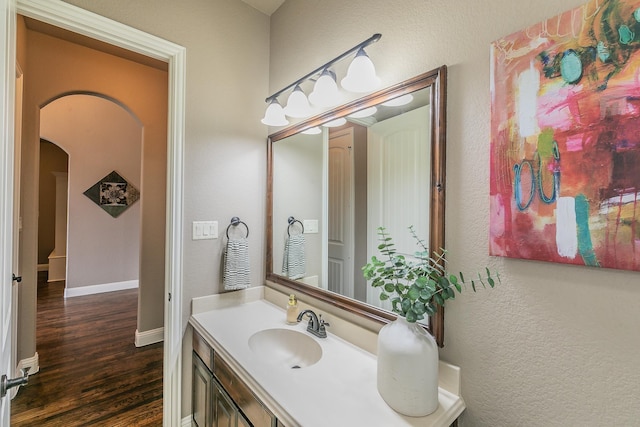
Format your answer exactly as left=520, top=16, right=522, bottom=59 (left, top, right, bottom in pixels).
left=266, top=65, right=447, bottom=346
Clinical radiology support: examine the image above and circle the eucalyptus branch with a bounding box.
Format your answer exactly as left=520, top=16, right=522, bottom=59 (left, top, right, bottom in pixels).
left=362, top=226, right=500, bottom=323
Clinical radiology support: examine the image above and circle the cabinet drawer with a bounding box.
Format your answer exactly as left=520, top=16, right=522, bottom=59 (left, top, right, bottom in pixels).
left=214, top=353, right=275, bottom=427
left=193, top=330, right=213, bottom=371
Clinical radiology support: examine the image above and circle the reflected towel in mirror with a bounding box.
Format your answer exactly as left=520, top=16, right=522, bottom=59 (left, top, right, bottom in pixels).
left=282, top=234, right=306, bottom=280
left=223, top=237, right=250, bottom=290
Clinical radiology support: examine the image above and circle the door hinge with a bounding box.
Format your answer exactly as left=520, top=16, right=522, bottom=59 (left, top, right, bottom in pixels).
left=12, top=274, right=22, bottom=283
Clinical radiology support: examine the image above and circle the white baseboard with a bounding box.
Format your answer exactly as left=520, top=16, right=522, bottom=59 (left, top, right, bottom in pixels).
left=135, top=327, right=164, bottom=347
left=11, top=353, right=39, bottom=399
left=64, top=280, right=138, bottom=298
left=18, top=352, right=39, bottom=376
left=37, top=264, right=49, bottom=272
left=182, top=415, right=193, bottom=427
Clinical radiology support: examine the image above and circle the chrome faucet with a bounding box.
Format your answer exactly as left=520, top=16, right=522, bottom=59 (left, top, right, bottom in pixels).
left=297, top=309, right=330, bottom=338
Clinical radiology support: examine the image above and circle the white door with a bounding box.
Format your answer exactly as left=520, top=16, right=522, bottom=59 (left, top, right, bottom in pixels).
left=366, top=106, right=430, bottom=307
left=1, top=0, right=18, bottom=422
left=328, top=128, right=354, bottom=297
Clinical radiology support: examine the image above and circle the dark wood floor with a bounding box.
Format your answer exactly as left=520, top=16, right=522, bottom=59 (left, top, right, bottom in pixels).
left=11, top=272, right=163, bottom=426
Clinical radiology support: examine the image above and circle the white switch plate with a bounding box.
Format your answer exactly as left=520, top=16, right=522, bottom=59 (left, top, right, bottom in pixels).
left=192, top=221, right=218, bottom=240
left=303, top=219, right=319, bottom=234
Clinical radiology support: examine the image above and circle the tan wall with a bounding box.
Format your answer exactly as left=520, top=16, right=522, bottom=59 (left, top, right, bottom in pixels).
left=40, top=95, right=142, bottom=288
left=271, top=0, right=639, bottom=426
left=19, top=28, right=168, bottom=360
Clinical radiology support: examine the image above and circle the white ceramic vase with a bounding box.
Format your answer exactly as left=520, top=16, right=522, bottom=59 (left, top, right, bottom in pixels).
left=377, top=315, right=439, bottom=417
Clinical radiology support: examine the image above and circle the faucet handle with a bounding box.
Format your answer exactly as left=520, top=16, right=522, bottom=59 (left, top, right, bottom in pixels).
left=318, top=315, right=330, bottom=337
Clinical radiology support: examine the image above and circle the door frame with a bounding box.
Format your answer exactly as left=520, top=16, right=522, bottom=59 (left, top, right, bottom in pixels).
left=3, top=1, right=186, bottom=425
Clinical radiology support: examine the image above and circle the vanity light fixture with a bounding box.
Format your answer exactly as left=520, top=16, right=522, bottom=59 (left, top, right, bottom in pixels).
left=341, top=48, right=381, bottom=93
left=381, top=93, right=414, bottom=107
left=284, top=84, right=314, bottom=118
left=261, top=99, right=289, bottom=126
left=262, top=33, right=382, bottom=126
left=308, top=69, right=342, bottom=108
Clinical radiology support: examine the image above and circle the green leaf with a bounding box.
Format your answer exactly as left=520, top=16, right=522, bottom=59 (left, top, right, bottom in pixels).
left=407, top=285, right=421, bottom=300
left=379, top=292, right=390, bottom=301
left=384, top=283, right=395, bottom=293
left=401, top=298, right=412, bottom=313
left=413, top=301, right=427, bottom=314
left=405, top=310, right=417, bottom=323
left=420, top=289, right=433, bottom=300
left=434, top=293, right=444, bottom=306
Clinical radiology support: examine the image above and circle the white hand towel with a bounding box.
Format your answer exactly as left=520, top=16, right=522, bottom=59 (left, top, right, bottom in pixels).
left=223, top=237, right=250, bottom=290
left=282, top=234, right=306, bottom=280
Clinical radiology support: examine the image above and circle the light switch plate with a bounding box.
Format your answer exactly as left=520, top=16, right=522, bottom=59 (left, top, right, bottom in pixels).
left=303, top=219, right=319, bottom=234
left=192, top=221, right=218, bottom=240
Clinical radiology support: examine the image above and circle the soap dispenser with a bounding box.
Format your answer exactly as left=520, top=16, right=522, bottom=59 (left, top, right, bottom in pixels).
left=286, top=294, right=299, bottom=324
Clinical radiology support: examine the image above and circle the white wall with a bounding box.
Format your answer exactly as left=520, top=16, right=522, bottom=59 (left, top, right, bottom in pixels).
left=40, top=94, right=141, bottom=289
left=271, top=0, right=640, bottom=426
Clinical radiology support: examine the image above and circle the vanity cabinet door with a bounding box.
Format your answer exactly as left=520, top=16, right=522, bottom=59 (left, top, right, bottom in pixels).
left=213, top=378, right=237, bottom=427
left=238, top=412, right=251, bottom=427
left=192, top=352, right=213, bottom=427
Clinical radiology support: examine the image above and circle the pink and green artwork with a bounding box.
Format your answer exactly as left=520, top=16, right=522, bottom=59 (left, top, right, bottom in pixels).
left=490, top=0, right=640, bottom=271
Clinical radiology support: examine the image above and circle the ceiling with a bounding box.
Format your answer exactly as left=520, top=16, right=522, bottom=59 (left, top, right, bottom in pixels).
left=240, top=0, right=285, bottom=16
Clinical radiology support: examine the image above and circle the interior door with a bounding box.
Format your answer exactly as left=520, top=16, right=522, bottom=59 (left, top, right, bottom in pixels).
left=1, top=0, right=17, bottom=422
left=366, top=106, right=430, bottom=308
left=328, top=128, right=354, bottom=298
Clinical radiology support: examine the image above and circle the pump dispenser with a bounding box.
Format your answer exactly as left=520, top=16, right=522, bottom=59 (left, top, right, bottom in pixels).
left=286, top=294, right=299, bottom=324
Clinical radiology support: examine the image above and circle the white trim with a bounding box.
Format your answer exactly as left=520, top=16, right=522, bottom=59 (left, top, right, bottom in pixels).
left=15, top=2, right=185, bottom=425
left=11, top=352, right=38, bottom=399
left=63, top=280, right=138, bottom=298
left=1, top=0, right=17, bottom=421
left=135, top=327, right=164, bottom=347
left=17, top=352, right=38, bottom=376
left=36, top=263, right=48, bottom=272
left=181, top=415, right=193, bottom=427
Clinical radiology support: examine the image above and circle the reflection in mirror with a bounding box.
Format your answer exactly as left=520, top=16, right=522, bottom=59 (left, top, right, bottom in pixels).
left=267, top=67, right=447, bottom=345
left=273, top=89, right=431, bottom=304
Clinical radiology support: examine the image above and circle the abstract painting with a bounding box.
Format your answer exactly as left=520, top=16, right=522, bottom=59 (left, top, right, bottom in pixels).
left=84, top=170, right=140, bottom=218
left=490, top=0, right=640, bottom=271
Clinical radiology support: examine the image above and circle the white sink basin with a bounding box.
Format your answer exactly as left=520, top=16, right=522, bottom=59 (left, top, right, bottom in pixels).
left=248, top=328, right=322, bottom=369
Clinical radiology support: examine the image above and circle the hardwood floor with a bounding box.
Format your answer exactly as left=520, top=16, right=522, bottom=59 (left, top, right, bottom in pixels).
left=11, top=273, right=163, bottom=426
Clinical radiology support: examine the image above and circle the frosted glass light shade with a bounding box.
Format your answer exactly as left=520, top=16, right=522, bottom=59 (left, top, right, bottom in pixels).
left=341, top=48, right=381, bottom=93
left=284, top=85, right=313, bottom=118
left=261, top=99, right=289, bottom=126
left=309, top=69, right=342, bottom=108
left=302, top=126, right=321, bottom=135
left=348, top=106, right=377, bottom=118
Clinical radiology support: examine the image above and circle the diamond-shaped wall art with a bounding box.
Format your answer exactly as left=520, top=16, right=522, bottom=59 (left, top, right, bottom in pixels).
left=83, top=170, right=140, bottom=218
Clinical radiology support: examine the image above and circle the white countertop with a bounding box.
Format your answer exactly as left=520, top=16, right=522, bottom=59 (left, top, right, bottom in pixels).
left=190, top=289, right=465, bottom=427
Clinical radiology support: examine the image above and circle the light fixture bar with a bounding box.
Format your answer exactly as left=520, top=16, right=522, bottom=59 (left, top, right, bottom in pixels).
left=265, top=33, right=382, bottom=103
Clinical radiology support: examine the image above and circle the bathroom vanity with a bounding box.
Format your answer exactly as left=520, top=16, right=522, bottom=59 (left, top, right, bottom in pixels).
left=189, top=286, right=464, bottom=427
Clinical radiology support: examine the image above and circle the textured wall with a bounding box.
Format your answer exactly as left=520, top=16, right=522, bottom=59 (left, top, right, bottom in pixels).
left=41, top=95, right=142, bottom=289
left=271, top=0, right=640, bottom=425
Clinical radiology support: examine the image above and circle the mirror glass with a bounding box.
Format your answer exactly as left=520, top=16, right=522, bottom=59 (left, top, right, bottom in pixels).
left=266, top=67, right=446, bottom=343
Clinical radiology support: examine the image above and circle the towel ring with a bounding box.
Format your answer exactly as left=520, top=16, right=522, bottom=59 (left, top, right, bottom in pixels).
left=287, top=216, right=304, bottom=236
left=226, top=216, right=249, bottom=239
